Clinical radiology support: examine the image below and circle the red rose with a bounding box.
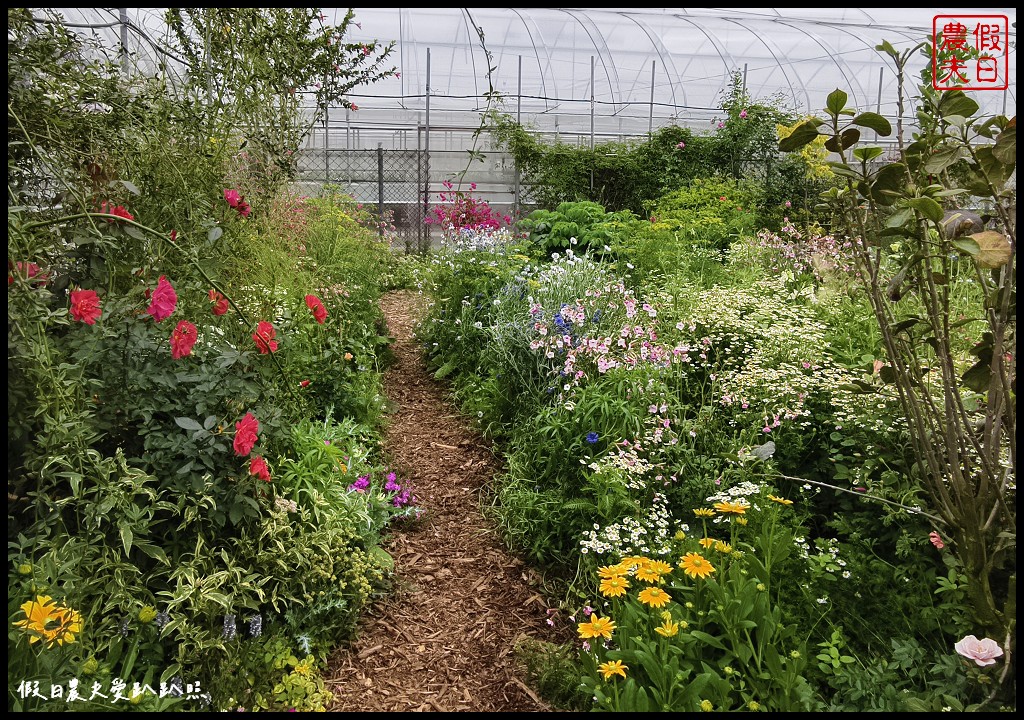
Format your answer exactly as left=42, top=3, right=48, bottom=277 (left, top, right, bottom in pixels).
left=147, top=275, right=177, bottom=322
left=169, top=320, right=198, bottom=359
left=233, top=412, right=259, bottom=456
left=304, top=294, right=327, bottom=324
left=100, top=201, right=134, bottom=222
left=69, top=289, right=102, bottom=325
left=208, top=289, right=229, bottom=316
left=252, top=321, right=278, bottom=354
left=249, top=455, right=271, bottom=482
left=299, top=380, right=311, bottom=388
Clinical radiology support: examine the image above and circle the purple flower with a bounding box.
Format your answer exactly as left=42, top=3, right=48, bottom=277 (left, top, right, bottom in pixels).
left=585, top=432, right=599, bottom=445
left=348, top=475, right=370, bottom=493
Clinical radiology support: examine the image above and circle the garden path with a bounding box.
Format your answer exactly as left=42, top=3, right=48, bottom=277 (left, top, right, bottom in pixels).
left=325, top=290, right=552, bottom=712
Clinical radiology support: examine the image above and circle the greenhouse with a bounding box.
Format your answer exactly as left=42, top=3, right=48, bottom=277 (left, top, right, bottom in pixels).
left=8, top=6, right=1017, bottom=713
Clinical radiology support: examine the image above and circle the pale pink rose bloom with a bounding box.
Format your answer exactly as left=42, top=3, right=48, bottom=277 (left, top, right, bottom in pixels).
left=954, top=635, right=1003, bottom=666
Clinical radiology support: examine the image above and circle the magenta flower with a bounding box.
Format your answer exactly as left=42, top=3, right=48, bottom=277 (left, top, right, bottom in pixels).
left=739, top=109, right=748, bottom=119
left=224, top=189, right=241, bottom=208
left=676, top=141, right=686, bottom=149
left=954, top=635, right=1003, bottom=666
left=147, top=275, right=177, bottom=322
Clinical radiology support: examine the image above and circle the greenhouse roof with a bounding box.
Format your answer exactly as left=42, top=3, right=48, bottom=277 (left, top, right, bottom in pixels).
left=41, top=7, right=1017, bottom=147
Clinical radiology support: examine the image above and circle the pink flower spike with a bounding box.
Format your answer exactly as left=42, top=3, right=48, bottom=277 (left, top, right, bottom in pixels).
left=954, top=635, right=1003, bottom=666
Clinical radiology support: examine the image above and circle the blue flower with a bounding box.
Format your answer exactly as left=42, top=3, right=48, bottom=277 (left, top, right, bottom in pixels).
left=585, top=432, right=599, bottom=444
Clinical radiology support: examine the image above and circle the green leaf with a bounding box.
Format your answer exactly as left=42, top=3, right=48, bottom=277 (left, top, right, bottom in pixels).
left=204, top=415, right=218, bottom=430
left=885, top=207, right=915, bottom=228
left=853, top=146, right=884, bottom=162
left=961, top=360, right=992, bottom=392
left=778, top=121, right=821, bottom=152
left=125, top=225, right=147, bottom=241
left=923, top=146, right=965, bottom=174
left=175, top=416, right=204, bottom=432
left=826, top=89, right=848, bottom=116
left=208, top=226, right=224, bottom=242
left=870, top=163, right=907, bottom=206
left=690, top=630, right=728, bottom=651
left=119, top=523, right=134, bottom=556
left=907, top=197, right=944, bottom=223
left=851, top=112, right=892, bottom=136
left=937, top=90, right=979, bottom=119
left=976, top=146, right=1015, bottom=188
left=876, top=41, right=899, bottom=58
left=992, top=125, right=1016, bottom=165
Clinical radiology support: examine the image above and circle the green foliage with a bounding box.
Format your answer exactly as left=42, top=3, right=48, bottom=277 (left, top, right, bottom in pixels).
left=8, top=9, right=408, bottom=712
left=519, top=201, right=640, bottom=257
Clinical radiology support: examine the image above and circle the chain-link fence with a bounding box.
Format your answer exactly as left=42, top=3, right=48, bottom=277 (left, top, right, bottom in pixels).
left=296, top=147, right=430, bottom=252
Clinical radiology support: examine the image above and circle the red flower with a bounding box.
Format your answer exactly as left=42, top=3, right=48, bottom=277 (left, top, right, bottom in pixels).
left=169, top=320, right=198, bottom=359
left=252, top=321, right=278, bottom=354
left=8, top=261, right=49, bottom=287
left=147, top=275, right=177, bottom=322
left=170, top=230, right=177, bottom=242
left=69, top=289, right=102, bottom=325
left=237, top=200, right=251, bottom=219
left=249, top=455, right=271, bottom=482
left=100, top=201, right=134, bottom=222
left=208, top=289, right=229, bottom=316
left=223, top=189, right=241, bottom=208
left=233, top=412, right=259, bottom=456
left=304, top=294, right=327, bottom=324
left=299, top=379, right=311, bottom=388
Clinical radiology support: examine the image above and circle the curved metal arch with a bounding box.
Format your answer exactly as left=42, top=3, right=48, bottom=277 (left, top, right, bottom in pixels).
left=507, top=7, right=552, bottom=111
left=459, top=8, right=482, bottom=102
left=557, top=8, right=622, bottom=111
left=718, top=16, right=808, bottom=111
left=670, top=12, right=742, bottom=110
left=617, top=12, right=683, bottom=112
left=768, top=18, right=867, bottom=110
left=822, top=23, right=926, bottom=119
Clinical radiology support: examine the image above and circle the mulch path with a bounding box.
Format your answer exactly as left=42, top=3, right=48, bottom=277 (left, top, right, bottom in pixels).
left=325, top=290, right=555, bottom=712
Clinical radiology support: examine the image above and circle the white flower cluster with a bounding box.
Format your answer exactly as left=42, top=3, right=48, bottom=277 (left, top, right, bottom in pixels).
left=579, top=493, right=683, bottom=557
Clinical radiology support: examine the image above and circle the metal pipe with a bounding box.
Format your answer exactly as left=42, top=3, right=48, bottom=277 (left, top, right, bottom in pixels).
left=649, top=60, right=656, bottom=135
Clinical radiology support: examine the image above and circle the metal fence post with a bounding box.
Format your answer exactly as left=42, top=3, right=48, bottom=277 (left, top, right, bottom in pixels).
left=377, top=143, right=385, bottom=240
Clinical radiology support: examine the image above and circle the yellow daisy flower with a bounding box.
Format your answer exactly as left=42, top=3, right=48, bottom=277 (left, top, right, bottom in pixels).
left=768, top=494, right=794, bottom=506
left=679, top=552, right=716, bottom=580
left=647, top=559, right=673, bottom=576
left=713, top=500, right=748, bottom=515
left=635, top=565, right=663, bottom=583
left=597, top=563, right=627, bottom=579
left=735, top=516, right=749, bottom=526
left=693, top=508, right=716, bottom=517
left=599, top=575, right=630, bottom=598
left=578, top=614, right=616, bottom=640
left=698, top=537, right=716, bottom=549
left=13, top=595, right=82, bottom=647
left=714, top=541, right=733, bottom=554
left=598, top=659, right=628, bottom=681
left=620, top=555, right=650, bottom=570
left=655, top=617, right=679, bottom=637
left=637, top=586, right=672, bottom=608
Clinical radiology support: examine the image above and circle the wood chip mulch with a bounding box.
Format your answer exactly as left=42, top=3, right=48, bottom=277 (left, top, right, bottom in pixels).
left=325, top=290, right=556, bottom=712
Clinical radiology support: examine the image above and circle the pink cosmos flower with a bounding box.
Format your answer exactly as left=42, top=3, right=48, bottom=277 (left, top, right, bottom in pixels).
left=954, top=635, right=1003, bottom=666
left=147, top=275, right=177, bottom=322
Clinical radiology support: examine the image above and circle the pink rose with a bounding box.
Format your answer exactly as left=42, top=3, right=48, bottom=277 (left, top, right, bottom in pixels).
left=928, top=531, right=944, bottom=550
left=147, top=275, right=177, bottom=322
left=954, top=635, right=1003, bottom=667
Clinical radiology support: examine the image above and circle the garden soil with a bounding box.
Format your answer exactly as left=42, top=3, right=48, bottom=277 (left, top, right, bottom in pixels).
left=325, top=290, right=555, bottom=712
